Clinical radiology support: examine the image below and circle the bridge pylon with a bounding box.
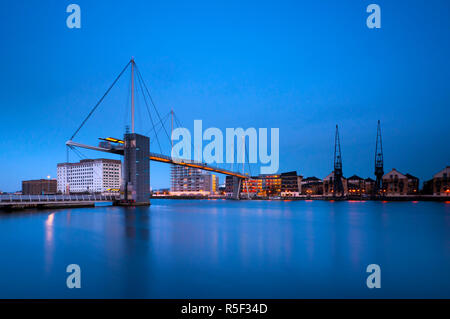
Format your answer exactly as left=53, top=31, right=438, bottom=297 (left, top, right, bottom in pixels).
left=232, top=176, right=242, bottom=200
left=120, top=132, right=150, bottom=205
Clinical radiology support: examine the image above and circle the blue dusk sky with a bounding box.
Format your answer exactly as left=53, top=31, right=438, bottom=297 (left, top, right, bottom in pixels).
left=0, top=0, right=449, bottom=191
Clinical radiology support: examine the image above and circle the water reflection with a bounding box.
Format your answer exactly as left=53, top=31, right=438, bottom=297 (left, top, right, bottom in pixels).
left=304, top=206, right=315, bottom=261
left=0, top=200, right=449, bottom=298
left=44, top=213, right=54, bottom=275
left=347, top=208, right=363, bottom=269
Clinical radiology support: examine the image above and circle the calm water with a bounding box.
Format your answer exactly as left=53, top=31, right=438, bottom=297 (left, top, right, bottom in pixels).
left=0, top=199, right=449, bottom=298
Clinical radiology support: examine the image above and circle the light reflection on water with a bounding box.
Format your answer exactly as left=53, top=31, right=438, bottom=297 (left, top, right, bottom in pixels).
left=0, top=199, right=449, bottom=298
left=44, top=213, right=54, bottom=275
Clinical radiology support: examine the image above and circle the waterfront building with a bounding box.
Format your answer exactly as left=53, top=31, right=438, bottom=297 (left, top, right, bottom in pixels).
left=22, top=179, right=57, bottom=195
left=170, top=165, right=218, bottom=196
left=300, top=176, right=323, bottom=195
left=405, top=173, right=419, bottom=195
left=422, top=179, right=434, bottom=195
left=261, top=174, right=282, bottom=197
left=240, top=174, right=282, bottom=198
left=57, top=159, right=122, bottom=195
left=225, top=176, right=236, bottom=198
left=240, top=175, right=281, bottom=198
left=211, top=174, right=219, bottom=194
left=240, top=177, right=264, bottom=197
left=152, top=188, right=170, bottom=196
left=323, top=171, right=348, bottom=196
left=382, top=168, right=408, bottom=196
left=226, top=173, right=289, bottom=198
left=364, top=177, right=376, bottom=194
left=347, top=175, right=365, bottom=195
left=280, top=171, right=302, bottom=197
left=432, top=166, right=450, bottom=196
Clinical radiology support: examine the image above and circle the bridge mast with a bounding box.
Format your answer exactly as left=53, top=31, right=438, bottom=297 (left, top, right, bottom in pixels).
left=374, top=120, right=384, bottom=194
left=131, top=58, right=135, bottom=133
left=171, top=109, right=174, bottom=150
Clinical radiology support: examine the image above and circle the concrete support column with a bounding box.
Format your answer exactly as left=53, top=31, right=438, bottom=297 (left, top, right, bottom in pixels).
left=232, top=176, right=242, bottom=200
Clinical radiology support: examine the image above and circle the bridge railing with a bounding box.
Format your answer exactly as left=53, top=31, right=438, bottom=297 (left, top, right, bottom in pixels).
left=0, top=194, right=119, bottom=203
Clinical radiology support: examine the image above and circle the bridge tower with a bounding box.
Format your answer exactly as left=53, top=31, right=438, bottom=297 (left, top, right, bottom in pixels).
left=333, top=125, right=344, bottom=197
left=121, top=58, right=150, bottom=205
left=374, top=120, right=384, bottom=194
left=122, top=132, right=150, bottom=205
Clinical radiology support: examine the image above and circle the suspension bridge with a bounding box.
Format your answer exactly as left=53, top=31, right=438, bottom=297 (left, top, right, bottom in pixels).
left=64, top=58, right=249, bottom=205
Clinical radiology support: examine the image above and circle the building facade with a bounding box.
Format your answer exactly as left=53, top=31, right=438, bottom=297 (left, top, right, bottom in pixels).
left=381, top=169, right=419, bottom=196
left=300, top=177, right=323, bottom=195
left=170, top=165, right=218, bottom=196
left=382, top=168, right=408, bottom=196
left=405, top=173, right=419, bottom=195
left=225, top=172, right=303, bottom=198
left=432, top=166, right=450, bottom=196
left=225, top=176, right=236, bottom=198
left=226, top=173, right=300, bottom=198
left=261, top=174, right=282, bottom=197
left=240, top=174, right=282, bottom=198
left=280, top=171, right=302, bottom=197
left=22, top=179, right=57, bottom=195
left=347, top=175, right=365, bottom=195
left=364, top=178, right=375, bottom=194
left=57, top=159, right=122, bottom=194
left=240, top=177, right=264, bottom=197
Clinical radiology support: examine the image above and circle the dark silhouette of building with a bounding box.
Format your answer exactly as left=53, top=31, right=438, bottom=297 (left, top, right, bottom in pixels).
left=347, top=175, right=364, bottom=195
left=405, top=173, right=419, bottom=194
left=422, top=179, right=434, bottom=195
left=364, top=178, right=376, bottom=194
left=22, top=179, right=57, bottom=195
left=280, top=171, right=302, bottom=197
left=382, top=169, right=407, bottom=195
left=382, top=169, right=419, bottom=196
left=301, top=176, right=323, bottom=195
left=431, top=166, right=450, bottom=196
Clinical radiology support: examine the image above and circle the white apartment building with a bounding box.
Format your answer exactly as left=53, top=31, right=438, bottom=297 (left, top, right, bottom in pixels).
left=57, top=159, right=122, bottom=194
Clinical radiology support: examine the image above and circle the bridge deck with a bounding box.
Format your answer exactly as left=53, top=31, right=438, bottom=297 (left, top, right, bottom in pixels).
left=148, top=152, right=248, bottom=179
left=0, top=194, right=118, bottom=207
left=66, top=140, right=248, bottom=179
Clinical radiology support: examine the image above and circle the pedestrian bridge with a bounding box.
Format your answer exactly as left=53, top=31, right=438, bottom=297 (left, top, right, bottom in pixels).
left=0, top=194, right=118, bottom=209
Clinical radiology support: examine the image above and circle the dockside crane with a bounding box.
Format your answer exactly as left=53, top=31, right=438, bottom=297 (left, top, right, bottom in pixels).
left=374, top=120, right=384, bottom=194
left=333, top=125, right=344, bottom=197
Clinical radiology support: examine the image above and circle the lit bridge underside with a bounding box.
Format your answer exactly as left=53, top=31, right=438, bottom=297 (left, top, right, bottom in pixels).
left=66, top=140, right=248, bottom=179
